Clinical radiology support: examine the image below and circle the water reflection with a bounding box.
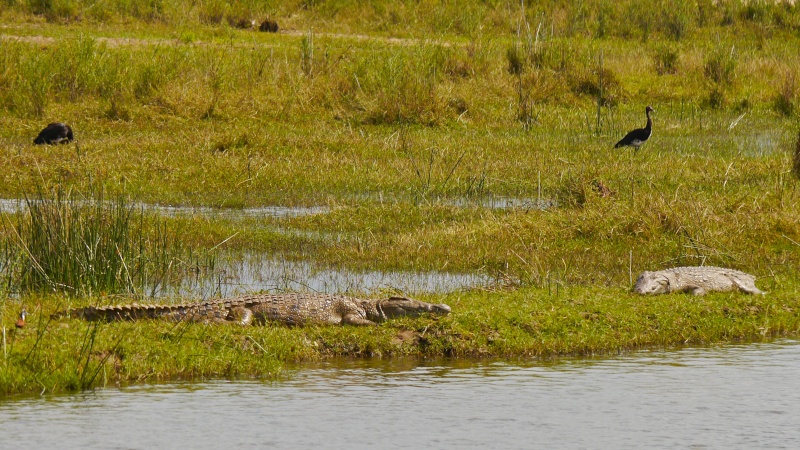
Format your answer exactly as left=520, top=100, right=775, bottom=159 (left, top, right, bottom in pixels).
left=0, top=198, right=328, bottom=219
left=0, top=195, right=556, bottom=219
left=361, top=193, right=557, bottom=211
left=1, top=340, right=798, bottom=449
left=443, top=195, right=556, bottom=211
left=172, top=255, right=494, bottom=298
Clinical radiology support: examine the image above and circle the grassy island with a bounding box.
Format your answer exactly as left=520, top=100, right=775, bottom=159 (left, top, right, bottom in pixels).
left=1, top=0, right=800, bottom=396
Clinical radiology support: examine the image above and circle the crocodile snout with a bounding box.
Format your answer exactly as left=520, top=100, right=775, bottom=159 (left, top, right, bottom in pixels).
left=431, top=303, right=451, bottom=315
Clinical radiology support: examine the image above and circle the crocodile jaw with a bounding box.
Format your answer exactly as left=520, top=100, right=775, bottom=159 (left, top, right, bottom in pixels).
left=374, top=297, right=451, bottom=321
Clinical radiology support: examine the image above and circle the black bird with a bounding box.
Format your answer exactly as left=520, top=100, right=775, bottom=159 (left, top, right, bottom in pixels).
left=33, top=122, right=74, bottom=145
left=614, top=106, right=654, bottom=150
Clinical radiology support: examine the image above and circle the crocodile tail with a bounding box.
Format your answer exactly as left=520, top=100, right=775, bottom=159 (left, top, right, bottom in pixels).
left=50, top=309, right=69, bottom=320
left=50, top=307, right=102, bottom=321
left=51, top=304, right=185, bottom=321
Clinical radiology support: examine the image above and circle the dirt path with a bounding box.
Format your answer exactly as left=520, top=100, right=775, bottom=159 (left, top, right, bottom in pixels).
left=1, top=29, right=452, bottom=49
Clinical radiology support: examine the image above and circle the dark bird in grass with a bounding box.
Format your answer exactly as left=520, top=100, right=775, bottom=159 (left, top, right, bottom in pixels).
left=15, top=309, right=27, bottom=329
left=259, top=19, right=279, bottom=33
left=33, top=122, right=74, bottom=145
left=614, top=106, right=654, bottom=150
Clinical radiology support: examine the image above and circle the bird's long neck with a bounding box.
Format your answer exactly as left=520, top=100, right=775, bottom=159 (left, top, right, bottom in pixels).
left=645, top=110, right=652, bottom=132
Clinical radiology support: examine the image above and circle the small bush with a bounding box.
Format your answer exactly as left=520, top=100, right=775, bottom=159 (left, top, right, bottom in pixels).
left=352, top=46, right=450, bottom=126
left=431, top=45, right=479, bottom=80
left=653, top=45, right=680, bottom=75
left=706, top=87, right=725, bottom=109
left=529, top=40, right=584, bottom=73
left=557, top=176, right=589, bottom=208
left=740, top=1, right=772, bottom=24
left=571, top=67, right=623, bottom=107
left=774, top=72, right=797, bottom=117
left=793, top=130, right=800, bottom=180
left=704, top=46, right=737, bottom=85
left=30, top=0, right=80, bottom=22
left=506, top=45, right=524, bottom=75
left=199, top=0, right=228, bottom=25
left=662, top=6, right=693, bottom=40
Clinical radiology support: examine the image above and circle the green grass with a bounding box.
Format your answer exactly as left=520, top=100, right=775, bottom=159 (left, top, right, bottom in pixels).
left=1, top=0, right=800, bottom=395
left=2, top=284, right=798, bottom=396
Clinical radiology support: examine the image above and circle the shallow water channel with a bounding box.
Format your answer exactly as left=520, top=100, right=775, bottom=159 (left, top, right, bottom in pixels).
left=173, top=255, right=494, bottom=298
left=0, top=197, right=497, bottom=296
left=2, top=339, right=798, bottom=449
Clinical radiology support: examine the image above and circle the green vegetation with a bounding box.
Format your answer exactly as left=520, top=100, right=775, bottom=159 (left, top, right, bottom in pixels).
left=1, top=0, right=800, bottom=395
left=3, top=187, right=189, bottom=296
left=2, top=286, right=798, bottom=396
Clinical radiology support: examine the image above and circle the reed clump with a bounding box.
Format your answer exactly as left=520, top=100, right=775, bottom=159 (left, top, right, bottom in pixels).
left=1, top=186, right=189, bottom=297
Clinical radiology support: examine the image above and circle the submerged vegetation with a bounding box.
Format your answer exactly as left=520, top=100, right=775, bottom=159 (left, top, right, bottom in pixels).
left=1, top=0, right=800, bottom=395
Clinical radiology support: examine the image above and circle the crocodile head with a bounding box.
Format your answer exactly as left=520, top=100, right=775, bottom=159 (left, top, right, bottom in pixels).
left=633, top=271, right=669, bottom=295
left=374, top=296, right=451, bottom=321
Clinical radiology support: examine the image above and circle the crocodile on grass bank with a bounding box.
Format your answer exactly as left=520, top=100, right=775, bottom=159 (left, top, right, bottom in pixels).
left=52, top=293, right=452, bottom=326
left=633, top=266, right=765, bottom=296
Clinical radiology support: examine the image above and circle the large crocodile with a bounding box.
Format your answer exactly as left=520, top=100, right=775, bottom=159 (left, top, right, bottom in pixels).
left=52, top=293, right=451, bottom=326
left=633, top=266, right=765, bottom=296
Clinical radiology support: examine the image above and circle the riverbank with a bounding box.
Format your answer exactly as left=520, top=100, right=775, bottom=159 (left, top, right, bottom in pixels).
left=2, top=284, right=798, bottom=396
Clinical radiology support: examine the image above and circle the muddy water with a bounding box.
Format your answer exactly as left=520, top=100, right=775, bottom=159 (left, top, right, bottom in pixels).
left=2, top=339, right=798, bottom=449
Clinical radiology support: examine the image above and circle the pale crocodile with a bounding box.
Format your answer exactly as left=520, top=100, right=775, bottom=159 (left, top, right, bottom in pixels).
left=52, top=293, right=451, bottom=326
left=633, top=266, right=765, bottom=296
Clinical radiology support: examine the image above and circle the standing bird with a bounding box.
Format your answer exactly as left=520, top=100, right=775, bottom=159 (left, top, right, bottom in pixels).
left=614, top=106, right=654, bottom=150
left=33, top=122, right=74, bottom=145
left=15, top=309, right=27, bottom=329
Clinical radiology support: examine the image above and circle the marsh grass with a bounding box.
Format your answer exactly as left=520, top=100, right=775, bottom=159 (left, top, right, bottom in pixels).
left=0, top=0, right=791, bottom=38
left=393, top=127, right=482, bottom=202
left=0, top=185, right=203, bottom=297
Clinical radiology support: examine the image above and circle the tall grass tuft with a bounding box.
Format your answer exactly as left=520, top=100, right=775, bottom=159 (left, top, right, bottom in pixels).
left=356, top=46, right=447, bottom=125
left=793, top=130, right=800, bottom=180
left=662, top=3, right=693, bottom=41
left=3, top=186, right=181, bottom=297
left=300, top=31, right=314, bottom=77
left=653, top=44, right=680, bottom=75
left=704, top=45, right=737, bottom=85
left=774, top=71, right=797, bottom=117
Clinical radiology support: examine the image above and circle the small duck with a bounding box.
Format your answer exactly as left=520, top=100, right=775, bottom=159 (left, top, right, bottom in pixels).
left=15, top=309, right=27, bottom=329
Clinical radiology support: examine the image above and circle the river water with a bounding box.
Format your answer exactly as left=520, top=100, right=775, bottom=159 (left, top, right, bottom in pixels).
left=2, top=339, right=798, bottom=449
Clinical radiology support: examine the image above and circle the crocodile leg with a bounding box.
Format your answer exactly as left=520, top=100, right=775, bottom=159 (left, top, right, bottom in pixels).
left=341, top=314, right=378, bottom=326
left=226, top=306, right=254, bottom=325
left=684, top=284, right=706, bottom=295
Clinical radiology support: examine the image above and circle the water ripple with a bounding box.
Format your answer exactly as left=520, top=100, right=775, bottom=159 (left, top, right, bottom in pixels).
left=2, top=340, right=799, bottom=449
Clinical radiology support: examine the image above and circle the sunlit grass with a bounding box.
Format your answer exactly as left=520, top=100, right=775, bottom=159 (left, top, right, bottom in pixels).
left=2, top=283, right=798, bottom=396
